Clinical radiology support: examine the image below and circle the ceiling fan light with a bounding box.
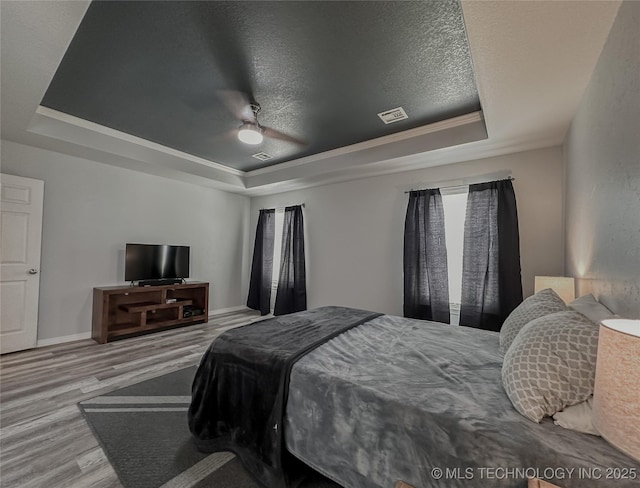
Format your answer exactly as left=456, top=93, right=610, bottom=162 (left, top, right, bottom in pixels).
left=238, top=124, right=263, bottom=145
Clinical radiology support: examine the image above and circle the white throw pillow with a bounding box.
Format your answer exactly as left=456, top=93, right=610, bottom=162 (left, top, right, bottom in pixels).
left=553, top=397, right=600, bottom=436
left=568, top=294, right=615, bottom=324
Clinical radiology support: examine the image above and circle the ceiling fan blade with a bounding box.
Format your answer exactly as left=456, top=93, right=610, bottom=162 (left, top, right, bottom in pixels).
left=262, top=126, right=308, bottom=146
left=211, top=129, right=240, bottom=144
left=216, top=90, right=255, bottom=122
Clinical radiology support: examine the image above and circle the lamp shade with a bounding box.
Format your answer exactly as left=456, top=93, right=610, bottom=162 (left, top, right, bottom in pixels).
left=593, top=319, right=640, bottom=462
left=534, top=276, right=575, bottom=303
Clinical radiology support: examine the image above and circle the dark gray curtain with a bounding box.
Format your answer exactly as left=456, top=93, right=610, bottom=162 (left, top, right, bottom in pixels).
left=274, top=205, right=307, bottom=316
left=403, top=189, right=450, bottom=323
left=459, top=179, right=523, bottom=331
left=247, top=209, right=275, bottom=316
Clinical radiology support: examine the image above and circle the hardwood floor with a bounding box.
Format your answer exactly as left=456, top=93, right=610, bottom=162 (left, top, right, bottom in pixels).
left=0, top=309, right=262, bottom=488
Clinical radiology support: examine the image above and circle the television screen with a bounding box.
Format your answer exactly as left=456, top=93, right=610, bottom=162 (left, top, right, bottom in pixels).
left=125, top=244, right=190, bottom=282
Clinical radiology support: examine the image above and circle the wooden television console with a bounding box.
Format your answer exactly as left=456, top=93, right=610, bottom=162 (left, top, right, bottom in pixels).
left=92, top=281, right=209, bottom=343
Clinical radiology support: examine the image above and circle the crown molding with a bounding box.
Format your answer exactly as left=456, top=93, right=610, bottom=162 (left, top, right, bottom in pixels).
left=23, top=106, right=560, bottom=197
left=25, top=106, right=491, bottom=195
left=246, top=111, right=484, bottom=177
left=244, top=111, right=488, bottom=189
left=241, top=132, right=562, bottom=197
left=31, top=106, right=245, bottom=177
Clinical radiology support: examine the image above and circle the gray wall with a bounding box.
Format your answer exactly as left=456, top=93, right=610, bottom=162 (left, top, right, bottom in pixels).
left=250, top=147, right=565, bottom=316
left=1, top=140, right=251, bottom=341
left=563, top=0, right=640, bottom=318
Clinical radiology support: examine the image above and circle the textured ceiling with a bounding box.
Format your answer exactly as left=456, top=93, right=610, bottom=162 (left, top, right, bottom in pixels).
left=41, top=0, right=480, bottom=171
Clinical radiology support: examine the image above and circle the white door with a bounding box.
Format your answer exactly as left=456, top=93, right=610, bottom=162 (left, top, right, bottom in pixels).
left=1, top=174, right=44, bottom=354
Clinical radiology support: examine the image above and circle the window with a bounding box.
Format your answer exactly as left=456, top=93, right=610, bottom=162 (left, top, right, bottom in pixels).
left=270, top=208, right=285, bottom=311
left=441, top=186, right=468, bottom=325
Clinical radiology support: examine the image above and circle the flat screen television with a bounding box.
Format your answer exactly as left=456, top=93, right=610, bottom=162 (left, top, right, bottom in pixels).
left=125, top=243, right=190, bottom=282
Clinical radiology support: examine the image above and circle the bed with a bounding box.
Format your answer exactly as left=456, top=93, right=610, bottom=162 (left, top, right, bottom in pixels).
left=188, top=306, right=640, bottom=488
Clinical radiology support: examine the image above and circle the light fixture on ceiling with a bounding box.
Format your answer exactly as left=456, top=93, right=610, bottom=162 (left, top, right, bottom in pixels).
left=237, top=122, right=263, bottom=145
left=220, top=95, right=306, bottom=147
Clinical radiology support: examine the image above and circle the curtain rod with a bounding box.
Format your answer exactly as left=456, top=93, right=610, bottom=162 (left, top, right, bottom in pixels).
left=260, top=203, right=305, bottom=211
left=404, top=177, right=514, bottom=194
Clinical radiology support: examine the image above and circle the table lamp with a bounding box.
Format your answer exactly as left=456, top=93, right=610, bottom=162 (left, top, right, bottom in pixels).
left=593, top=319, right=640, bottom=462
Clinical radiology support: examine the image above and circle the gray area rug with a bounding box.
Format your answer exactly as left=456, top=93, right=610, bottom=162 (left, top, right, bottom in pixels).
left=79, top=366, right=340, bottom=488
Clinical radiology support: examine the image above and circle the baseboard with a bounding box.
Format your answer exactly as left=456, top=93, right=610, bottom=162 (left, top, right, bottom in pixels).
left=37, top=332, right=92, bottom=348
left=208, top=305, right=250, bottom=318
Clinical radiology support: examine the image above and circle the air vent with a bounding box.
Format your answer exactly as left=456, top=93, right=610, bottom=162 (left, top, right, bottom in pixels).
left=377, top=107, right=408, bottom=124
left=251, top=152, right=273, bottom=161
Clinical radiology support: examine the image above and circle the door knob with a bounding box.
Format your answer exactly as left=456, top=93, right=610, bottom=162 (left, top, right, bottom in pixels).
left=28, top=268, right=39, bottom=274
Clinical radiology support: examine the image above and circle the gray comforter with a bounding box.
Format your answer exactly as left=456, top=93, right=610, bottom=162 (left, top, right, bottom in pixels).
left=284, top=315, right=640, bottom=488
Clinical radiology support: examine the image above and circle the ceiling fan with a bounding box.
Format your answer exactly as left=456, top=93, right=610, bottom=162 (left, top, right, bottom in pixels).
left=217, top=90, right=307, bottom=146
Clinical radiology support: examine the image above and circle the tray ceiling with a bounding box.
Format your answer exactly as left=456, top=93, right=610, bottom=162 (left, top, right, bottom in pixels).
left=2, top=1, right=620, bottom=195
left=40, top=0, right=481, bottom=171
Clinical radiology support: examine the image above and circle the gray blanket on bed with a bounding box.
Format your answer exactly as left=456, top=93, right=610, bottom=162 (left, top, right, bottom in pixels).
left=189, top=306, right=381, bottom=487
left=284, top=314, right=640, bottom=488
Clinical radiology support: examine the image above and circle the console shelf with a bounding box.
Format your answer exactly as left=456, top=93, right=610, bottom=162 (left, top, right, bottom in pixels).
left=92, top=282, right=209, bottom=343
left=119, top=300, right=193, bottom=313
